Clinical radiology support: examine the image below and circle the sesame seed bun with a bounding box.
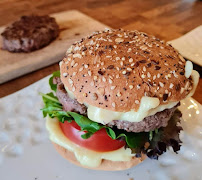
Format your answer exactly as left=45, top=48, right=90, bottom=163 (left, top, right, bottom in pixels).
left=60, top=29, right=193, bottom=112
left=53, top=142, right=147, bottom=171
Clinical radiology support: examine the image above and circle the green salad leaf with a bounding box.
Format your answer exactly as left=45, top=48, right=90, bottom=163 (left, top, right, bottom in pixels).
left=49, top=70, right=60, bottom=92
left=40, top=91, right=150, bottom=149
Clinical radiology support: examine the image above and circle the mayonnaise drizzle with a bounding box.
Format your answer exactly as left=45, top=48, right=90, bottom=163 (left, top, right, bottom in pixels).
left=46, top=117, right=134, bottom=168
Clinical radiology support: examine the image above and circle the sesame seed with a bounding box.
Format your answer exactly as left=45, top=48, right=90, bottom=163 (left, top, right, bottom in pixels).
left=73, top=53, right=82, bottom=58
left=137, top=85, right=140, bottom=89
left=71, top=60, right=75, bottom=66
left=68, top=78, right=73, bottom=84
left=141, top=74, right=146, bottom=78
left=127, top=48, right=132, bottom=52
left=127, top=68, right=132, bottom=71
left=169, top=83, right=174, bottom=89
left=122, top=57, right=126, bottom=61
left=116, top=57, right=120, bottom=60
left=147, top=72, right=151, bottom=78
left=94, top=76, right=98, bottom=80
left=116, top=74, right=120, bottom=78
left=113, top=45, right=117, bottom=48
left=79, top=67, right=83, bottom=72
left=135, top=100, right=140, bottom=104
left=115, top=38, right=124, bottom=43
left=73, top=63, right=78, bottom=67
left=111, top=86, right=116, bottom=90
left=129, top=58, right=133, bottom=63
left=82, top=52, right=85, bottom=55
left=117, top=92, right=122, bottom=97
left=173, top=71, right=178, bottom=78
left=143, top=66, right=146, bottom=72
left=83, top=93, right=88, bottom=97
left=129, top=85, right=133, bottom=89
left=122, top=70, right=127, bottom=75
left=84, top=64, right=88, bottom=68
left=106, top=56, right=112, bottom=58
left=102, top=77, right=106, bottom=82
left=73, top=72, right=77, bottom=76
left=131, top=63, right=135, bottom=66
left=101, top=62, right=104, bottom=66
left=109, top=79, right=113, bottom=84
left=157, top=73, right=160, bottom=78
left=72, top=86, right=75, bottom=92
left=112, top=102, right=116, bottom=108
left=63, top=73, right=68, bottom=77
left=159, top=82, right=164, bottom=87
left=88, top=71, right=92, bottom=76
left=165, top=89, right=168, bottom=94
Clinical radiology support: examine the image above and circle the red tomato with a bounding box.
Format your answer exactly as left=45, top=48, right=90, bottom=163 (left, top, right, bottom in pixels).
left=59, top=121, right=125, bottom=152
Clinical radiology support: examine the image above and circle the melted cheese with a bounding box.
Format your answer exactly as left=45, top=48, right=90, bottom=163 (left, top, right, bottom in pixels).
left=88, top=97, right=178, bottom=124
left=64, top=70, right=199, bottom=124
left=185, top=61, right=193, bottom=78
left=46, top=117, right=134, bottom=167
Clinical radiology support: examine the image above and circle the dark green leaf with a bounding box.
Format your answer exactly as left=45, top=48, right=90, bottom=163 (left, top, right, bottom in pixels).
left=68, top=112, right=103, bottom=133
left=106, top=127, right=116, bottom=139
left=49, top=71, right=60, bottom=92
left=81, top=132, right=93, bottom=139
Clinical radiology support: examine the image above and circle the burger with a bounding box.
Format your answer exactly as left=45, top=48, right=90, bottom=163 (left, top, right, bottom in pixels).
left=40, top=29, right=199, bottom=171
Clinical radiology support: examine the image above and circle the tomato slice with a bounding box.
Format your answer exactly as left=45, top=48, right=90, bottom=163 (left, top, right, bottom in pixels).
left=59, top=121, right=125, bottom=152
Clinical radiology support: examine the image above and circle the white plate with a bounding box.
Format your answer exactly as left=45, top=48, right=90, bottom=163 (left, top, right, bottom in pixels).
left=0, top=76, right=201, bottom=180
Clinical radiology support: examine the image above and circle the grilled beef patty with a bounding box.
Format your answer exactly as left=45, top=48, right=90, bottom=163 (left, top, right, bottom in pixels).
left=54, top=77, right=179, bottom=132
left=1, top=15, right=59, bottom=52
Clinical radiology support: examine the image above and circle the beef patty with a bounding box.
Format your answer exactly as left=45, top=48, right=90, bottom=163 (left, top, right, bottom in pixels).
left=54, top=78, right=179, bottom=132
left=1, top=15, right=59, bottom=52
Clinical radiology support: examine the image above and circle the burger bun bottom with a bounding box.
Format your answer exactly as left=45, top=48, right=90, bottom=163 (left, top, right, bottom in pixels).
left=53, top=142, right=147, bottom=171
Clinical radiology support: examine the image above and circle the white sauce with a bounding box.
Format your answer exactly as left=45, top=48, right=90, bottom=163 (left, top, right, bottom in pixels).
left=87, top=98, right=178, bottom=124
left=185, top=61, right=193, bottom=78
left=64, top=87, right=178, bottom=124
left=46, top=116, right=134, bottom=168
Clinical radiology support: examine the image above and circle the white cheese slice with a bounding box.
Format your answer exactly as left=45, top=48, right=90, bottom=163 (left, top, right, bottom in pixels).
left=46, top=117, right=134, bottom=168
left=87, top=97, right=178, bottom=124
left=64, top=70, right=199, bottom=124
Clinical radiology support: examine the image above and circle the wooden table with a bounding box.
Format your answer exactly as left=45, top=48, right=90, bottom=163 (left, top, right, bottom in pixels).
left=0, top=0, right=201, bottom=104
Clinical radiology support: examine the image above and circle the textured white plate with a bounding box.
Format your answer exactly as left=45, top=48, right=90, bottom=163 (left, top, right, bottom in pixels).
left=0, top=76, right=201, bottom=180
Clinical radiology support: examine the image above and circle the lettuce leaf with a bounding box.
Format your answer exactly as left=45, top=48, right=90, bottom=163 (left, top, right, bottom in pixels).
left=40, top=91, right=148, bottom=148
left=49, top=71, right=60, bottom=92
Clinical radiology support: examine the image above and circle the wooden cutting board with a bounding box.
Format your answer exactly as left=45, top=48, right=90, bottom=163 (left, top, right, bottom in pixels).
left=0, top=10, right=108, bottom=84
